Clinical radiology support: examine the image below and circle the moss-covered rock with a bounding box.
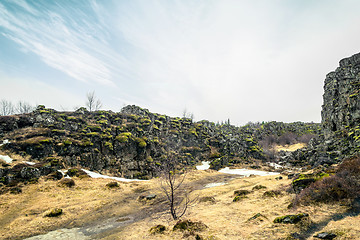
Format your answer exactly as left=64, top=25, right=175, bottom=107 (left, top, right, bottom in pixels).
left=149, top=224, right=166, bottom=234
left=45, top=208, right=63, bottom=217
left=173, top=219, right=207, bottom=232
left=273, top=213, right=309, bottom=224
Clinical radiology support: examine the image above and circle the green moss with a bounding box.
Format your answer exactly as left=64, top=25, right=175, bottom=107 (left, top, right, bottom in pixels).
left=233, top=195, right=247, bottom=202
left=146, top=156, right=153, bottom=162
left=67, top=116, right=77, bottom=120
left=51, top=129, right=66, bottom=134
left=39, top=138, right=52, bottom=143
left=97, top=119, right=108, bottom=125
left=188, top=128, right=198, bottom=137
left=101, top=133, right=112, bottom=139
left=86, top=132, right=100, bottom=137
left=116, top=132, right=132, bottom=143
left=63, top=140, right=72, bottom=145
left=105, top=141, right=113, bottom=150
left=87, top=125, right=102, bottom=132
left=273, top=213, right=308, bottom=224
left=136, top=138, right=147, bottom=148
left=154, top=120, right=163, bottom=125
left=128, top=114, right=139, bottom=121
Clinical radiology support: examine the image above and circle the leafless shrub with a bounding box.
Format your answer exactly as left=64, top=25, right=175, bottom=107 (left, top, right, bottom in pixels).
left=16, top=101, right=34, bottom=114
left=158, top=152, right=196, bottom=220
left=0, top=99, right=14, bottom=116
left=86, top=91, right=102, bottom=112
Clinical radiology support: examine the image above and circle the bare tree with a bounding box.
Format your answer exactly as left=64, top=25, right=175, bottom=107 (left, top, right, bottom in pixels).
left=159, top=152, right=195, bottom=220
left=182, top=108, right=194, bottom=121
left=0, top=99, right=14, bottom=116
left=16, top=101, right=34, bottom=114
left=86, top=91, right=102, bottom=112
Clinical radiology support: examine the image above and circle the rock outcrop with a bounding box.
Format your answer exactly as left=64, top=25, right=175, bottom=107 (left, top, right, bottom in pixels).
left=286, top=53, right=360, bottom=166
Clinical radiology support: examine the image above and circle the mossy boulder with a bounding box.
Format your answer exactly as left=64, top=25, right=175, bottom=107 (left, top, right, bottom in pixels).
left=45, top=208, right=63, bottom=217
left=263, top=190, right=282, bottom=198
left=173, top=219, right=207, bottom=232
left=234, top=189, right=251, bottom=196
left=106, top=181, right=119, bottom=188
left=149, top=224, right=166, bottom=234
left=273, top=213, right=309, bottom=224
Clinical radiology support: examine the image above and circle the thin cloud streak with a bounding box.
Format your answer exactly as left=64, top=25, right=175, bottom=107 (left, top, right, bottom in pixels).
left=0, top=0, right=120, bottom=86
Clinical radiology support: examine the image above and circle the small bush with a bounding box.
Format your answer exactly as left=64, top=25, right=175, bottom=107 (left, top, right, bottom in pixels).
left=58, top=178, right=75, bottom=188
left=294, top=156, right=360, bottom=206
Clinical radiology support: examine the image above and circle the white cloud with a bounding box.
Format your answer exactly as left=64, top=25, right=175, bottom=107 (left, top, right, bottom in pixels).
left=0, top=0, right=119, bottom=86
left=1, top=0, right=360, bottom=125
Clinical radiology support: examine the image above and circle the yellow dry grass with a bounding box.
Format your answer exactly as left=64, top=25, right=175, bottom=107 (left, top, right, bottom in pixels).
left=273, top=143, right=307, bottom=152
left=1, top=169, right=359, bottom=240
left=0, top=177, right=153, bottom=239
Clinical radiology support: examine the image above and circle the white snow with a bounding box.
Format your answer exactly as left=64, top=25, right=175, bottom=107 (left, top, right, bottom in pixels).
left=0, top=155, right=13, bottom=163
left=204, top=182, right=227, bottom=188
left=0, top=139, right=10, bottom=146
left=58, top=170, right=66, bottom=176
left=24, top=161, right=36, bottom=165
left=196, top=161, right=210, bottom=170
left=81, top=169, right=147, bottom=182
left=268, top=162, right=283, bottom=169
left=218, top=167, right=279, bottom=177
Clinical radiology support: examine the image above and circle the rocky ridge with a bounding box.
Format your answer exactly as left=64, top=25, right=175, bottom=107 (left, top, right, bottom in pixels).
left=0, top=104, right=319, bottom=184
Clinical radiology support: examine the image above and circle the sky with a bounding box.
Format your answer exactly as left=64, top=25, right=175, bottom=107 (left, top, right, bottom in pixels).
left=1, top=0, right=360, bottom=125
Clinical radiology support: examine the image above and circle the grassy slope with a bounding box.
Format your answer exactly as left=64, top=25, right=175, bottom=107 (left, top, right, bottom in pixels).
left=1, top=170, right=359, bottom=240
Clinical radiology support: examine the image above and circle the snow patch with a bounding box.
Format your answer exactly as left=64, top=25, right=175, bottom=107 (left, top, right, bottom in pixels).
left=0, top=139, right=10, bottom=146
left=268, top=162, right=283, bottom=169
left=218, top=167, right=279, bottom=177
left=24, top=161, right=36, bottom=165
left=204, top=182, right=227, bottom=188
left=0, top=155, right=13, bottom=164
left=81, top=169, right=147, bottom=182
left=196, top=161, right=210, bottom=170
left=58, top=170, right=66, bottom=176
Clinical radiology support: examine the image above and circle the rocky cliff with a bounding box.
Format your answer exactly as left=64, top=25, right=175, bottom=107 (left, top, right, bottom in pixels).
left=287, top=53, right=360, bottom=166
left=321, top=52, right=360, bottom=151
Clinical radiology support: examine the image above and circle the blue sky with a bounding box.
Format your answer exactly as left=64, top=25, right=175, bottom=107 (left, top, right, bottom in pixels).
left=1, top=0, right=360, bottom=125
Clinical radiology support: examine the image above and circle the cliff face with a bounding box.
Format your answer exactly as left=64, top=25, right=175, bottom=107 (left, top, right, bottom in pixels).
left=321, top=53, right=360, bottom=156
left=322, top=53, right=360, bottom=139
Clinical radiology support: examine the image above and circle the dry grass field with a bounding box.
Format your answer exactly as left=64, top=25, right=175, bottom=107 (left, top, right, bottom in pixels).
left=1, top=168, right=359, bottom=240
